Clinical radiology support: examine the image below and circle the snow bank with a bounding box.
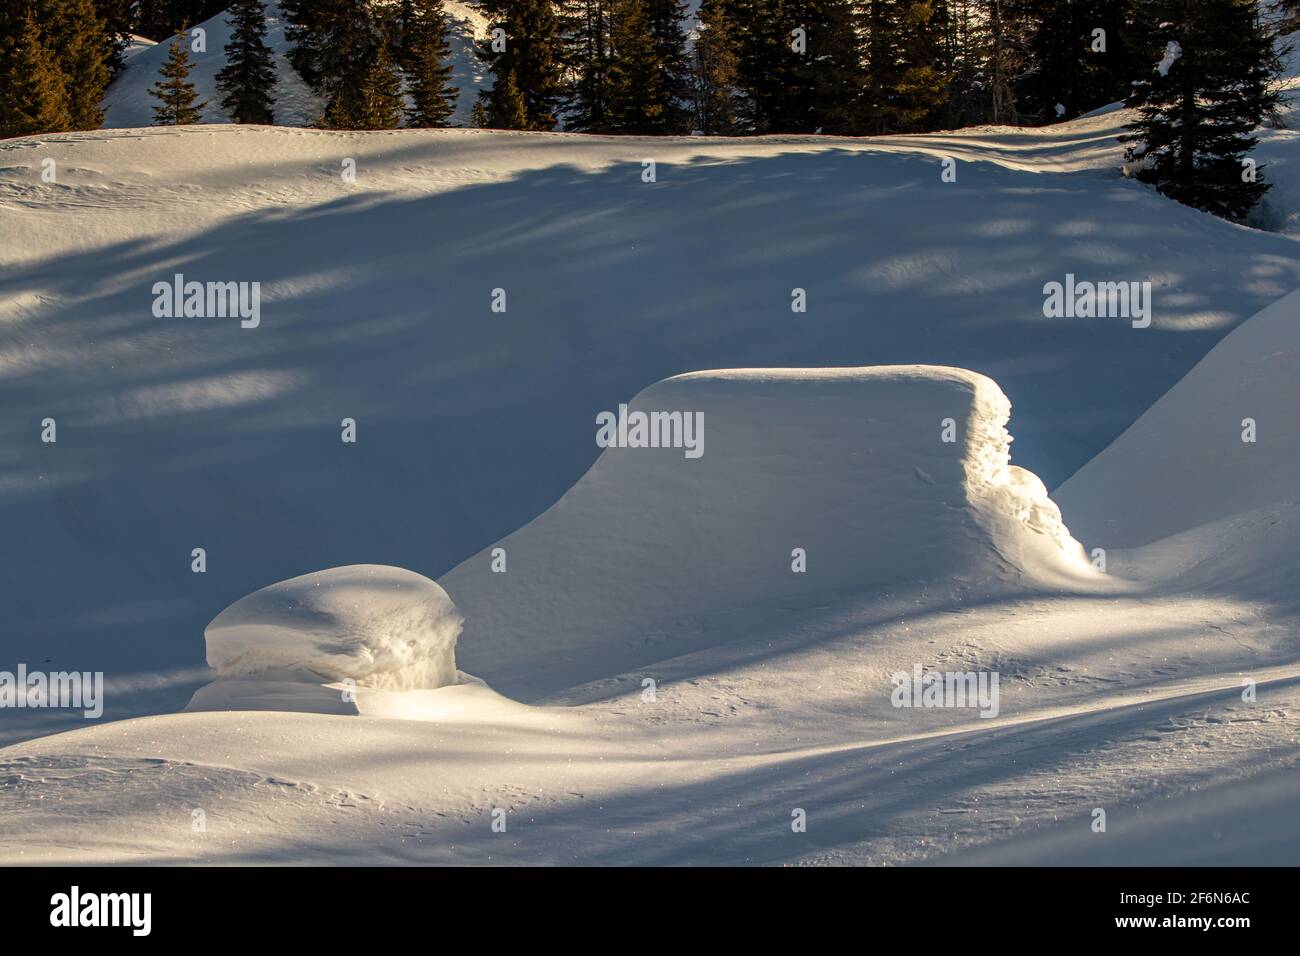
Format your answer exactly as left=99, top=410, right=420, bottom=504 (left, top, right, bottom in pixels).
left=204, top=565, right=462, bottom=689
left=1057, top=287, right=1300, bottom=550
left=442, top=366, right=1094, bottom=694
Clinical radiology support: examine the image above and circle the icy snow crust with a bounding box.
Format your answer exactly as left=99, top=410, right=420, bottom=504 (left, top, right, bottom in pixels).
left=204, top=565, right=461, bottom=689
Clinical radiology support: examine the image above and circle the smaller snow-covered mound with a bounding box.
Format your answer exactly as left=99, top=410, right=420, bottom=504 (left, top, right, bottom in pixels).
left=204, top=565, right=462, bottom=690
left=442, top=366, right=1096, bottom=697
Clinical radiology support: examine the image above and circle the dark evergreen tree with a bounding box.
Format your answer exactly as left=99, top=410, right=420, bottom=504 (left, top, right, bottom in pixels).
left=471, top=94, right=491, bottom=125
left=726, top=0, right=813, bottom=132
left=980, top=0, right=1034, bottom=123
left=861, top=1, right=948, bottom=133
left=692, top=0, right=743, bottom=133
left=483, top=67, right=530, bottom=127
left=475, top=0, right=566, bottom=130
left=94, top=0, right=135, bottom=72
left=605, top=0, right=670, bottom=131
left=32, top=0, right=111, bottom=129
left=798, top=0, right=866, bottom=133
left=0, top=12, right=72, bottom=137
left=402, top=0, right=459, bottom=126
left=724, top=0, right=865, bottom=134
left=1018, top=0, right=1138, bottom=122
left=135, top=1, right=227, bottom=40
left=358, top=33, right=404, bottom=127
left=216, top=0, right=276, bottom=124
left=562, top=0, right=614, bottom=131
left=643, top=0, right=692, bottom=132
left=934, top=0, right=987, bottom=126
left=282, top=0, right=375, bottom=103
left=149, top=28, right=207, bottom=125
left=1122, top=0, right=1282, bottom=221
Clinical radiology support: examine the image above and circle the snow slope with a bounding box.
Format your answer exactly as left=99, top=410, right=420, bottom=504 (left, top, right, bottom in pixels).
left=3, top=116, right=1297, bottom=740
left=4, top=96, right=1300, bottom=866
left=1058, top=287, right=1300, bottom=549
left=444, top=366, right=1099, bottom=696
left=1056, top=286, right=1300, bottom=614
left=101, top=3, right=489, bottom=129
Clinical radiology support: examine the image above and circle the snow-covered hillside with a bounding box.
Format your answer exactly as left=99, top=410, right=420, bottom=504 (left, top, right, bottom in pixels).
left=4, top=80, right=1300, bottom=865
left=2, top=115, right=1298, bottom=742
left=1056, top=285, right=1300, bottom=609
left=101, top=3, right=489, bottom=129
left=1059, top=286, right=1300, bottom=548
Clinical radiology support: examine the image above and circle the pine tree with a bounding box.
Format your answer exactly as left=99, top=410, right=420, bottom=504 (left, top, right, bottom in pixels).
left=0, top=12, right=73, bottom=137
left=149, top=28, right=207, bottom=125
left=1122, top=0, right=1282, bottom=221
left=643, top=0, right=692, bottom=132
left=216, top=0, right=276, bottom=124
left=484, top=68, right=529, bottom=127
left=896, top=1, right=949, bottom=131
left=475, top=0, right=566, bottom=130
left=799, top=0, right=866, bottom=134
left=980, top=0, right=1033, bottom=124
left=135, top=2, right=228, bottom=40
left=94, top=0, right=135, bottom=73
left=934, top=0, right=988, bottom=126
left=23, top=0, right=112, bottom=129
left=692, top=0, right=742, bottom=133
left=402, top=0, right=459, bottom=127
left=562, top=0, right=615, bottom=131
left=605, top=0, right=669, bottom=132
left=1018, top=0, right=1138, bottom=123
left=861, top=1, right=947, bottom=134
left=726, top=0, right=813, bottom=132
left=283, top=0, right=375, bottom=107
left=358, top=36, right=403, bottom=128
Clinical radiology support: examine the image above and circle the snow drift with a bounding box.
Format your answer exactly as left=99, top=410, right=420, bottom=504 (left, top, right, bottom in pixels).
left=1057, top=286, right=1300, bottom=550
left=442, top=366, right=1095, bottom=694
left=202, top=564, right=462, bottom=689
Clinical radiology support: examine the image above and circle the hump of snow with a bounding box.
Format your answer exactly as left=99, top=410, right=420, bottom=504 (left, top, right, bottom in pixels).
left=101, top=2, right=488, bottom=129
left=442, top=366, right=1093, bottom=694
left=1056, top=287, right=1300, bottom=551
left=204, top=564, right=462, bottom=689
